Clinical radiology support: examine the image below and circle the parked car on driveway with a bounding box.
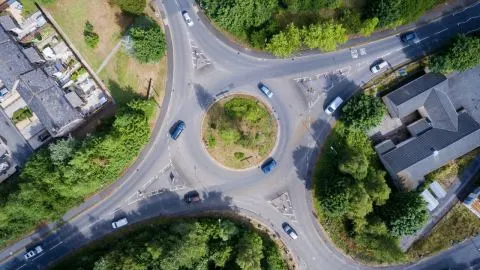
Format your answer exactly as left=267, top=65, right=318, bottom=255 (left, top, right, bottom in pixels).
left=324, top=96, right=343, bottom=115
left=261, top=158, right=277, bottom=174
left=170, top=120, right=186, bottom=140
left=258, top=83, right=273, bottom=98
left=112, top=217, right=128, bottom=229
left=370, top=60, right=388, bottom=73
left=282, top=223, right=298, bottom=239
left=182, top=11, right=194, bottom=27
left=184, top=190, right=201, bottom=204
left=24, top=245, right=43, bottom=260
left=400, top=31, right=420, bottom=44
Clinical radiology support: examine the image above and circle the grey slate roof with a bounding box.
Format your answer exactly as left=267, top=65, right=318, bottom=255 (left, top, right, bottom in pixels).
left=17, top=69, right=83, bottom=135
left=0, top=15, right=17, bottom=31
left=407, top=118, right=431, bottom=136
left=423, top=89, right=458, bottom=131
left=0, top=28, right=32, bottom=90
left=22, top=47, right=45, bottom=64
left=383, top=73, right=447, bottom=118
left=379, top=111, right=480, bottom=183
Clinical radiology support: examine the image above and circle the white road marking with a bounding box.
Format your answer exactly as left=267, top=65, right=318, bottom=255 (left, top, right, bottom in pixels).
left=434, top=28, right=448, bottom=35
left=15, top=264, right=26, bottom=270
left=48, top=241, right=63, bottom=251
left=457, top=16, right=480, bottom=26
left=359, top=48, right=367, bottom=55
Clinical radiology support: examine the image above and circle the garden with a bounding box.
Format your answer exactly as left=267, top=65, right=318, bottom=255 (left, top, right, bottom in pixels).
left=202, top=95, right=277, bottom=169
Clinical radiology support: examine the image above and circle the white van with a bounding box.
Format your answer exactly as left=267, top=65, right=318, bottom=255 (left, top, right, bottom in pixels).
left=370, top=60, right=388, bottom=73
left=112, top=217, right=128, bottom=229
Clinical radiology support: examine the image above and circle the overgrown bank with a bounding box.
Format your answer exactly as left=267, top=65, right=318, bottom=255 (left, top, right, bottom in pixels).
left=0, top=99, right=156, bottom=248
left=52, top=217, right=288, bottom=270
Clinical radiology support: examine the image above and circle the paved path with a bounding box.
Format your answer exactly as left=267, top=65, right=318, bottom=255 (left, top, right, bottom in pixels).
left=96, top=40, right=123, bottom=74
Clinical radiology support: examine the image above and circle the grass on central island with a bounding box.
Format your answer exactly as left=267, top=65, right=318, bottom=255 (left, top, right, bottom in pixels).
left=202, top=95, right=277, bottom=169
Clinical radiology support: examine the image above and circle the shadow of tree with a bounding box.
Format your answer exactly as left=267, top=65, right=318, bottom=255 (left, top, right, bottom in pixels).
left=106, top=79, right=144, bottom=106
left=194, top=84, right=215, bottom=111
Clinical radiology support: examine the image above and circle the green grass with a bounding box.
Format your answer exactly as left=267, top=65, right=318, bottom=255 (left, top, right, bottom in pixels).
left=202, top=95, right=277, bottom=169
left=12, top=107, right=32, bottom=123
left=407, top=203, right=480, bottom=260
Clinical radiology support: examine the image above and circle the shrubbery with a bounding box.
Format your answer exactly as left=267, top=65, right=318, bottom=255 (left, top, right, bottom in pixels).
left=341, top=93, right=385, bottom=131
left=0, top=99, right=156, bottom=247
left=365, top=0, right=441, bottom=27
left=52, top=218, right=286, bottom=270
left=129, top=17, right=166, bottom=63
left=12, top=107, right=33, bottom=123
left=114, top=0, right=146, bottom=15
left=429, top=35, right=480, bottom=74
left=83, top=21, right=99, bottom=48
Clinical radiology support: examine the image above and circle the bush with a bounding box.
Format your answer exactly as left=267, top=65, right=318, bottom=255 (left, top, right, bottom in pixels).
left=301, top=22, right=347, bottom=52
left=339, top=8, right=362, bottom=34
left=429, top=35, right=480, bottom=74
left=114, top=0, right=146, bottom=15
left=0, top=99, right=156, bottom=247
left=234, top=152, right=245, bottom=160
left=365, top=0, right=440, bottom=28
left=83, top=21, right=99, bottom=48
left=129, top=17, right=166, bottom=63
left=207, top=134, right=216, bottom=148
left=12, top=107, right=33, bottom=123
left=266, top=23, right=302, bottom=57
left=341, top=94, right=385, bottom=130
left=360, top=17, right=379, bottom=36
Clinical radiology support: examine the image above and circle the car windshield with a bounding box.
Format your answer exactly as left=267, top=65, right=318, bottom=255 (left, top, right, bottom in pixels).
left=327, top=107, right=334, bottom=112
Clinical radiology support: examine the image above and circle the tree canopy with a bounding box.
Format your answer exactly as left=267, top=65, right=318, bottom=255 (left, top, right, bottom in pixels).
left=129, top=17, right=166, bottom=63
left=52, top=218, right=286, bottom=270
left=301, top=22, right=347, bottom=52
left=114, top=0, right=146, bottom=15
left=341, top=94, right=385, bottom=130
left=429, top=35, right=480, bottom=74
left=266, top=23, right=302, bottom=57
left=365, top=0, right=439, bottom=27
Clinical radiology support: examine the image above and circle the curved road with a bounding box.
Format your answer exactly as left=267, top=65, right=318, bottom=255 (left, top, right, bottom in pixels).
left=3, top=1, right=480, bottom=269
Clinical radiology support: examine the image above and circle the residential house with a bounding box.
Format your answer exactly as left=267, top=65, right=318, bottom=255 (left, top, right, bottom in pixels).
left=375, top=73, right=480, bottom=189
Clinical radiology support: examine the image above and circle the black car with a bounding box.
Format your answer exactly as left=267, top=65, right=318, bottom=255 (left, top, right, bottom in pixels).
left=400, top=31, right=420, bottom=44
left=184, top=191, right=201, bottom=204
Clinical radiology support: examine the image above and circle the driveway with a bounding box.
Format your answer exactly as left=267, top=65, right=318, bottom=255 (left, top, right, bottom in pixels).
left=0, top=108, right=32, bottom=165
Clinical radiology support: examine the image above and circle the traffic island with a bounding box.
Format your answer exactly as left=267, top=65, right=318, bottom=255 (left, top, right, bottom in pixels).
left=202, top=95, right=277, bottom=169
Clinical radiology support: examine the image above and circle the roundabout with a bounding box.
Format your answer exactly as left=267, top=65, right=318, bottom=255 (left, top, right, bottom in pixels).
left=202, top=95, right=278, bottom=170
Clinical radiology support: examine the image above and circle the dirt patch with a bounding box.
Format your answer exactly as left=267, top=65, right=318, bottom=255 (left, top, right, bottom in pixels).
left=202, top=95, right=278, bottom=169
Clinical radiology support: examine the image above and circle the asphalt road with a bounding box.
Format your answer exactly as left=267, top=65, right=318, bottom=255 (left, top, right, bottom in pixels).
left=2, top=0, right=480, bottom=269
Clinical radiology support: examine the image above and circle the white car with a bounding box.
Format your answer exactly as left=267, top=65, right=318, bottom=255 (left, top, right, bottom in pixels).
left=282, top=223, right=298, bottom=240
left=182, top=11, right=194, bottom=27
left=112, top=217, right=128, bottom=229
left=325, top=96, right=344, bottom=115
left=24, top=245, right=43, bottom=260
left=370, top=60, right=388, bottom=73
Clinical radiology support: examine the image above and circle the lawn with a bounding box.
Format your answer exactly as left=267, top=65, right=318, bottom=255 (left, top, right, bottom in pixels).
left=202, top=95, right=277, bottom=169
left=407, top=203, right=480, bottom=260
left=426, top=148, right=480, bottom=190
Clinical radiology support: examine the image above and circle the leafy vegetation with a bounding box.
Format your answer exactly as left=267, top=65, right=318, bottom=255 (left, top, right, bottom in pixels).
left=198, top=0, right=445, bottom=55
left=341, top=93, right=385, bottom=131
left=0, top=99, right=156, bottom=248
left=129, top=17, right=167, bottom=63
left=203, top=96, right=277, bottom=169
left=113, top=0, right=146, bottom=15
left=408, top=202, right=480, bottom=260
left=83, top=21, right=100, bottom=48
left=52, top=217, right=286, bottom=270
left=12, top=107, right=33, bottom=123
left=429, top=35, right=480, bottom=74
left=313, top=121, right=428, bottom=263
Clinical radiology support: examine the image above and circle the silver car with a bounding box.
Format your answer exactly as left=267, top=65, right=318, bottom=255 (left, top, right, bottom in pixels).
left=325, top=96, right=344, bottom=115
left=182, top=11, right=194, bottom=27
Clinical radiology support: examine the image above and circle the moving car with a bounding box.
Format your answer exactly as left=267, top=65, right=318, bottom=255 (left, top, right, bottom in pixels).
left=112, top=217, right=128, bottom=229
left=182, top=11, right=194, bottom=27
left=400, top=31, right=420, bottom=44
left=258, top=83, right=273, bottom=98
left=370, top=60, right=388, bottom=73
left=184, top=190, right=201, bottom=204
left=24, top=245, right=43, bottom=260
left=324, top=96, right=343, bottom=115
left=282, top=223, right=298, bottom=239
left=170, top=120, right=186, bottom=140
left=261, top=158, right=277, bottom=174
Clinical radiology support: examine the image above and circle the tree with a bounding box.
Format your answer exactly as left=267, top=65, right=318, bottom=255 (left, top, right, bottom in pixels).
left=341, top=94, right=385, bottom=130
left=266, top=23, right=301, bottom=57
left=48, top=137, right=77, bottom=166
left=380, top=192, right=428, bottom=236
left=114, top=0, right=146, bottom=15
left=360, top=17, right=379, bottom=36
left=301, top=22, right=347, bottom=52
left=338, top=151, right=369, bottom=180
left=365, top=0, right=402, bottom=27
left=319, top=177, right=350, bottom=217
left=83, top=21, right=99, bottom=48
left=339, top=9, right=362, bottom=34
left=235, top=232, right=264, bottom=270
left=429, top=35, right=480, bottom=74
left=129, top=18, right=166, bottom=63
left=363, top=168, right=390, bottom=206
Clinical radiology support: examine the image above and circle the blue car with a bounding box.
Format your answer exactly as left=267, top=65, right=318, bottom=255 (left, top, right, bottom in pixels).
left=261, top=158, right=277, bottom=174
left=258, top=83, right=273, bottom=98
left=400, top=31, right=420, bottom=44
left=170, top=120, right=185, bottom=140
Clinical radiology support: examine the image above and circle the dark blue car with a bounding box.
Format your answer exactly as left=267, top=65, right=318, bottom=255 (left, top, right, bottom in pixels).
left=261, top=158, right=277, bottom=174
left=170, top=120, right=185, bottom=140
left=400, top=31, right=420, bottom=44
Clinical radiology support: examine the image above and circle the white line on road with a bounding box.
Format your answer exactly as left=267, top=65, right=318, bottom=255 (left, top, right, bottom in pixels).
left=457, top=16, right=480, bottom=26
left=48, top=241, right=63, bottom=251
left=15, top=264, right=26, bottom=270
left=434, top=28, right=448, bottom=35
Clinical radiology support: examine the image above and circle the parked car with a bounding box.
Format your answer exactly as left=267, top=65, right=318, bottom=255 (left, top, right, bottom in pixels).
left=400, top=31, right=420, bottom=44
left=370, top=60, right=388, bottom=73
left=184, top=190, right=201, bottom=204
left=258, top=83, right=273, bottom=98
left=24, top=245, right=43, bottom=260
left=38, top=131, right=50, bottom=142
left=170, top=120, right=186, bottom=140
left=182, top=11, right=194, bottom=27
left=261, top=158, right=277, bottom=174
left=324, top=96, right=343, bottom=115
left=282, top=223, right=298, bottom=239
left=111, top=217, right=128, bottom=229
